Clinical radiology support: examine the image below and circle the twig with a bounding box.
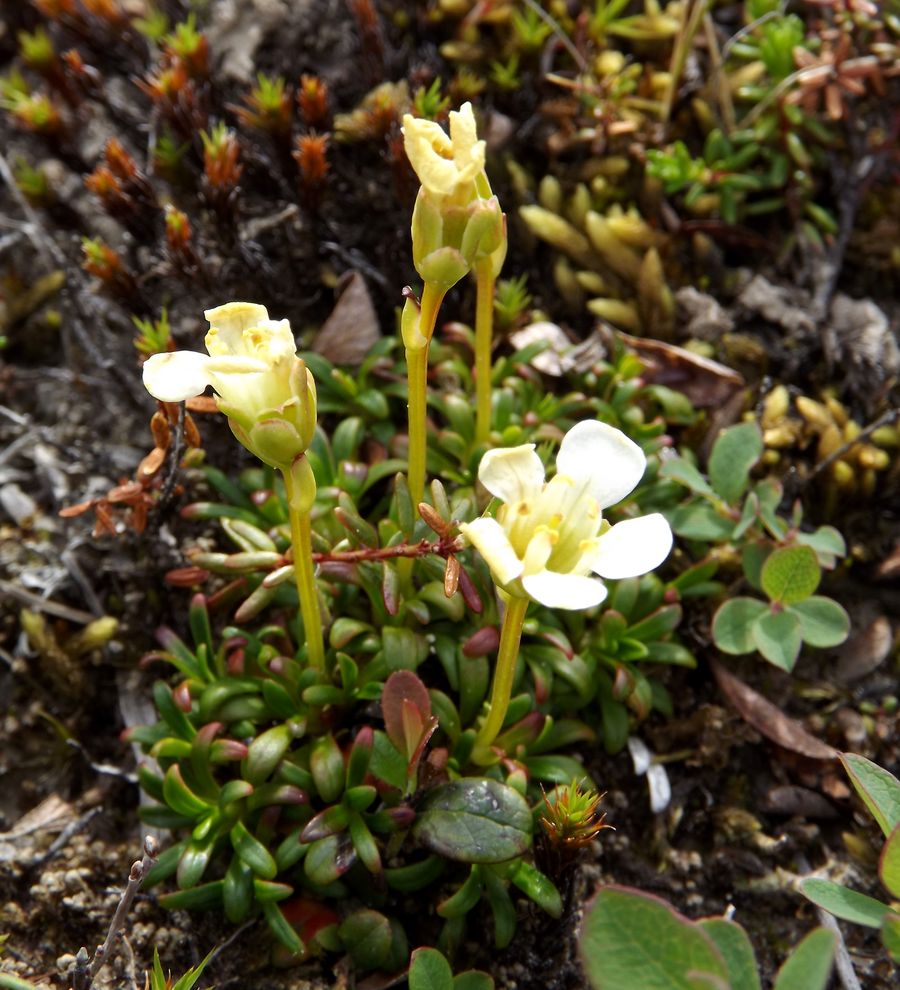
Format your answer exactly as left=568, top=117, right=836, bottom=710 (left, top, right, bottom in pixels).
left=156, top=403, right=185, bottom=513
left=521, top=0, right=588, bottom=75
left=31, top=807, right=103, bottom=869
left=0, top=581, right=98, bottom=625
left=310, top=536, right=463, bottom=565
left=814, top=907, right=863, bottom=990
left=84, top=835, right=159, bottom=986
left=797, top=408, right=900, bottom=489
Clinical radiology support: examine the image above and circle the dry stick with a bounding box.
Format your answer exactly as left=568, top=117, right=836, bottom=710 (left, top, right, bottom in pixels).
left=797, top=408, right=899, bottom=489
left=79, top=835, right=159, bottom=988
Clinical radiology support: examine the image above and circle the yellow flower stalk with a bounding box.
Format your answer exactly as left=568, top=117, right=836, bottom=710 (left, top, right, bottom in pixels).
left=142, top=302, right=326, bottom=670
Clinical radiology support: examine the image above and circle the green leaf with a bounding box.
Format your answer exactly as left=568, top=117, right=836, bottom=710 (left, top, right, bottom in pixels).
left=788, top=597, right=850, bottom=648
left=711, top=598, right=767, bottom=654
left=409, top=947, right=454, bottom=990
left=799, top=878, right=890, bottom=928
left=170, top=949, right=215, bottom=990
left=772, top=928, right=836, bottom=990
left=509, top=861, right=562, bottom=917
left=795, top=525, right=845, bottom=561
left=262, top=900, right=304, bottom=955
left=454, top=972, right=495, bottom=990
left=751, top=608, right=802, bottom=672
left=840, top=753, right=900, bottom=839
left=338, top=908, right=392, bottom=970
left=881, top=912, right=900, bottom=963
left=413, top=779, right=532, bottom=863
left=244, top=724, right=292, bottom=784
left=579, top=886, right=728, bottom=990
left=696, top=919, right=760, bottom=990
left=230, top=820, right=277, bottom=879
left=668, top=502, right=735, bottom=541
left=708, top=423, right=763, bottom=504
left=760, top=545, right=820, bottom=605
left=660, top=458, right=716, bottom=498
left=880, top=823, right=900, bottom=899
left=162, top=765, right=210, bottom=819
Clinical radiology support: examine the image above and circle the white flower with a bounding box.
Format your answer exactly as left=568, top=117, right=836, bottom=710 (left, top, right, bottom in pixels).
left=402, top=102, right=486, bottom=203
left=142, top=302, right=316, bottom=469
left=460, top=421, right=673, bottom=610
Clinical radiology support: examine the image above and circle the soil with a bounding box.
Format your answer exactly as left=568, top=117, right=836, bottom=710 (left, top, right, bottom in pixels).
left=1, top=2, right=898, bottom=990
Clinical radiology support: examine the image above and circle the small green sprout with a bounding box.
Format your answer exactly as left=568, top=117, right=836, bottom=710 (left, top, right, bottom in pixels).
left=412, top=78, right=450, bottom=121
left=489, top=55, right=521, bottom=91
left=494, top=274, right=532, bottom=331
left=133, top=4, right=170, bottom=43
left=511, top=6, right=552, bottom=51
left=133, top=309, right=172, bottom=359
left=13, top=158, right=53, bottom=207
left=18, top=28, right=55, bottom=72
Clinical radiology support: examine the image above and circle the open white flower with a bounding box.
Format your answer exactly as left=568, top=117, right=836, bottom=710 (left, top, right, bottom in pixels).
left=402, top=102, right=486, bottom=203
left=142, top=302, right=316, bottom=470
left=460, top=421, right=673, bottom=610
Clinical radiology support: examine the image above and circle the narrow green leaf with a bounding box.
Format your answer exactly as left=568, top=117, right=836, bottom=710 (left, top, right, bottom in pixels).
left=772, top=928, right=836, bottom=990
left=230, top=820, right=277, bottom=879
left=751, top=609, right=802, bottom=672
left=760, top=546, right=820, bottom=605
left=696, top=919, right=760, bottom=990
left=800, top=878, right=889, bottom=928
left=262, top=899, right=305, bottom=954
left=881, top=912, right=900, bottom=962
left=840, top=753, right=900, bottom=839
left=660, top=459, right=716, bottom=498
left=711, top=598, right=768, bottom=655
left=708, top=423, right=763, bottom=504
left=879, top=823, right=900, bottom=899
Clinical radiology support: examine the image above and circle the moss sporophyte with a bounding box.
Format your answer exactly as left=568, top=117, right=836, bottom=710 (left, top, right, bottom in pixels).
left=142, top=303, right=325, bottom=670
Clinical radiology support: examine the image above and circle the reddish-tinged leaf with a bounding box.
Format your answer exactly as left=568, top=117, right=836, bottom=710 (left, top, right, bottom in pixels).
left=711, top=661, right=836, bottom=760
left=382, top=670, right=431, bottom=754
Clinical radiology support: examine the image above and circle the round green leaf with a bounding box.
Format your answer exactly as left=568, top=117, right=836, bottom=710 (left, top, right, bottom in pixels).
left=751, top=608, right=802, bottom=672
left=412, top=779, right=532, bottom=863
left=880, top=823, right=900, bottom=900
left=712, top=598, right=768, bottom=655
left=338, top=908, right=392, bottom=971
left=788, top=597, right=850, bottom=648
left=708, top=422, right=763, bottom=504
left=760, top=545, right=820, bottom=605
left=409, top=947, right=454, bottom=990
left=696, top=919, right=760, bottom=990
left=800, top=878, right=889, bottom=928
left=579, top=886, right=728, bottom=990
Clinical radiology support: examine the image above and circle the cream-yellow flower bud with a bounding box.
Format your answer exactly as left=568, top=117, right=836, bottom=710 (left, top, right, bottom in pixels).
left=142, top=302, right=317, bottom=473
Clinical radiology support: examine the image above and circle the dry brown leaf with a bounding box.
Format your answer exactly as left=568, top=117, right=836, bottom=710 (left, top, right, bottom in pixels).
left=619, top=332, right=745, bottom=409
left=711, top=660, right=837, bottom=761
left=312, top=271, right=380, bottom=366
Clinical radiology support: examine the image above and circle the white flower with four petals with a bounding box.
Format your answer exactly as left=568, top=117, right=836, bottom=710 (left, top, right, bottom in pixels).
left=460, top=421, right=673, bottom=610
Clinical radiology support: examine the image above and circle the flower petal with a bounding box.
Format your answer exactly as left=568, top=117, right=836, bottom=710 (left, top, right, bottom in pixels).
left=521, top=570, right=608, bottom=610
left=556, top=420, right=647, bottom=509
left=587, top=513, right=673, bottom=580
left=142, top=350, right=215, bottom=402
left=459, top=517, right=523, bottom=586
left=449, top=102, right=485, bottom=180
left=204, top=302, right=270, bottom=355
left=478, top=444, right=545, bottom=504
